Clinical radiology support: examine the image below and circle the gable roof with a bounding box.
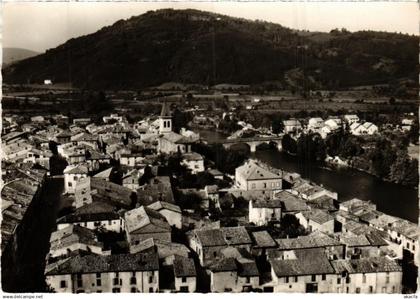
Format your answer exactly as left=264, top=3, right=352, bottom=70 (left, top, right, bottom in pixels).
left=221, top=227, right=252, bottom=246
left=50, top=225, right=102, bottom=251
left=252, top=231, right=277, bottom=248
left=274, top=191, right=310, bottom=212
left=147, top=201, right=181, bottom=214
left=276, top=231, right=342, bottom=251
left=331, top=257, right=402, bottom=274
left=45, top=251, right=159, bottom=275
left=173, top=256, right=197, bottom=277
left=124, top=206, right=171, bottom=234
left=63, top=164, right=88, bottom=175
left=236, top=160, right=281, bottom=181
left=56, top=202, right=120, bottom=224
left=300, top=209, right=334, bottom=224
left=93, top=167, right=113, bottom=179
left=271, top=248, right=334, bottom=277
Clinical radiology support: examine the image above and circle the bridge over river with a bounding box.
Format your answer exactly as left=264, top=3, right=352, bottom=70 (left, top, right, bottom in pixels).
left=204, top=135, right=283, bottom=152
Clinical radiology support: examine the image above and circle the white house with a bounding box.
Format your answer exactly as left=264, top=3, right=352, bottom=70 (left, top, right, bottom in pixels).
left=330, top=257, right=402, bottom=293
left=308, top=118, right=324, bottom=131
left=182, top=152, right=205, bottom=174
left=173, top=256, right=197, bottom=292
left=45, top=252, right=159, bottom=293
left=283, top=119, right=302, bottom=134
left=249, top=199, right=282, bottom=226
left=63, top=164, right=89, bottom=194
left=235, top=160, right=282, bottom=192
left=344, top=115, right=360, bottom=125
left=295, top=209, right=335, bottom=234
left=147, top=201, right=182, bottom=229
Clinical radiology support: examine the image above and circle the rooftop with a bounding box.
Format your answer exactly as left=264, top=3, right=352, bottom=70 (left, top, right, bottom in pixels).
left=331, top=257, right=402, bottom=274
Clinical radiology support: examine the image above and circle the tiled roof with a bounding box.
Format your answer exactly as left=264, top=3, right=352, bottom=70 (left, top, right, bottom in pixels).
left=276, top=231, right=342, bottom=250
left=147, top=201, right=181, bottom=214
left=93, top=167, right=113, bottom=179
left=252, top=231, right=277, bottom=248
left=221, top=227, right=252, bottom=246
left=194, top=229, right=227, bottom=247
left=50, top=225, right=102, bottom=251
left=210, top=257, right=237, bottom=273
left=300, top=209, right=334, bottom=224
left=331, top=257, right=402, bottom=274
left=173, top=256, right=196, bottom=277
left=238, top=261, right=259, bottom=277
left=57, top=202, right=120, bottom=224
left=124, top=206, right=171, bottom=234
left=45, top=251, right=159, bottom=275
left=63, top=164, right=88, bottom=175
left=252, top=199, right=283, bottom=209
left=275, top=191, right=309, bottom=212
left=236, top=160, right=281, bottom=181
left=271, top=248, right=334, bottom=277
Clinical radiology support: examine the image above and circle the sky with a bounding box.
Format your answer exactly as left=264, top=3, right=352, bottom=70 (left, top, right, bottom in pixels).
left=2, top=1, right=418, bottom=53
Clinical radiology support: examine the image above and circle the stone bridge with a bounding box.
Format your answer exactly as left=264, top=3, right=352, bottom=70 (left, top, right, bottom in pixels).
left=206, top=135, right=283, bottom=152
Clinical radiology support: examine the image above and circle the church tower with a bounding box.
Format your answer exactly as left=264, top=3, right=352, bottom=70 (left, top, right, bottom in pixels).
left=159, top=102, right=172, bottom=134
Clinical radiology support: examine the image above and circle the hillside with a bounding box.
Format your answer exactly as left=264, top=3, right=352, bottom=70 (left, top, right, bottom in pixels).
left=3, top=48, right=40, bottom=66
left=3, top=9, right=418, bottom=90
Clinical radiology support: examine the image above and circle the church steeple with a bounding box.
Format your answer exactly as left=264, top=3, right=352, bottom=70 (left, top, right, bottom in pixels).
left=159, top=102, right=172, bottom=134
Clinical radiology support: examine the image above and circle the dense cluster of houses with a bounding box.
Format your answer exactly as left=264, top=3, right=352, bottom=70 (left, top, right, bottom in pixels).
left=282, top=114, right=379, bottom=138
left=1, top=103, right=418, bottom=294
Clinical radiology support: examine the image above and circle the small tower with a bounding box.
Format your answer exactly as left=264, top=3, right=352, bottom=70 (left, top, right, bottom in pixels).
left=159, top=102, right=172, bottom=134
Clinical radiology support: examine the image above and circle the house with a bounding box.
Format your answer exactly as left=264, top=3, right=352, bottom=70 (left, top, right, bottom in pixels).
left=362, top=122, right=378, bottom=135
left=181, top=152, right=205, bottom=174
left=74, top=177, right=135, bottom=209
left=187, top=226, right=252, bottom=267
left=93, top=167, right=113, bottom=181
left=273, top=231, right=345, bottom=261
left=45, top=251, right=159, bottom=293
left=235, top=160, right=282, bottom=192
left=249, top=199, right=282, bottom=226
left=119, top=152, right=145, bottom=167
left=210, top=257, right=259, bottom=292
left=324, top=118, right=343, bottom=130
left=339, top=198, right=376, bottom=214
left=56, top=202, right=124, bottom=233
left=295, top=209, right=335, bottom=234
left=386, top=219, right=420, bottom=265
left=307, top=118, right=324, bottom=131
left=63, top=164, right=89, bottom=194
left=131, top=238, right=190, bottom=260
left=73, top=118, right=92, bottom=126
left=122, top=168, right=144, bottom=191
left=204, top=185, right=220, bottom=209
left=137, top=176, right=175, bottom=205
left=330, top=257, right=402, bottom=293
left=401, top=118, right=415, bottom=131
left=269, top=249, right=336, bottom=293
left=291, top=180, right=338, bottom=201
left=334, top=231, right=388, bottom=259
left=207, top=169, right=224, bottom=180
left=173, top=255, right=197, bottom=293
left=147, top=201, right=182, bottom=229
left=250, top=230, right=278, bottom=256
left=343, top=115, right=360, bottom=125
left=283, top=119, right=302, bottom=134
left=158, top=132, right=195, bottom=154
left=273, top=190, right=310, bottom=215
left=48, top=224, right=109, bottom=261
left=103, top=113, right=124, bottom=124
left=2, top=141, right=33, bottom=162
left=124, top=206, right=171, bottom=251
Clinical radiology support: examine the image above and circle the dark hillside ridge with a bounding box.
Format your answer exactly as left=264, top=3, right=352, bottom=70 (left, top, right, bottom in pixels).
left=3, top=9, right=418, bottom=90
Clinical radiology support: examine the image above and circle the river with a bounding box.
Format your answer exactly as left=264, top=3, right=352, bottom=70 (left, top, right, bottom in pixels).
left=198, top=129, right=419, bottom=223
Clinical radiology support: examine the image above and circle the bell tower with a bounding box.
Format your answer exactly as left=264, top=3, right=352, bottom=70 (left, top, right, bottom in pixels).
left=159, top=102, right=172, bottom=134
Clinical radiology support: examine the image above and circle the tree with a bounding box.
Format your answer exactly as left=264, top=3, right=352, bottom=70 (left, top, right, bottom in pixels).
left=389, top=150, right=419, bottom=186
left=281, top=134, right=297, bottom=154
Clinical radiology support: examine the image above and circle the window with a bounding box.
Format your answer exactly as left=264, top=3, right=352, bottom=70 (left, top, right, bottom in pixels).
left=182, top=277, right=187, bottom=283
left=246, top=277, right=250, bottom=283
left=406, top=242, right=409, bottom=248
left=68, top=182, right=72, bottom=187
left=60, top=280, right=67, bottom=288
left=149, top=287, right=154, bottom=293
left=346, top=287, right=349, bottom=293
left=108, top=220, right=112, bottom=225
left=346, top=276, right=350, bottom=284
left=285, top=277, right=289, bottom=283
left=356, top=287, right=361, bottom=294
left=251, top=183, right=256, bottom=189
left=413, top=244, right=416, bottom=251
left=130, top=277, right=137, bottom=285
left=337, top=278, right=341, bottom=284
left=294, top=276, right=298, bottom=283
left=76, top=273, right=83, bottom=287
left=362, top=274, right=366, bottom=283
left=311, top=275, right=316, bottom=282
left=94, top=221, right=101, bottom=227
left=385, top=273, right=390, bottom=284
left=180, top=286, right=189, bottom=292
left=74, top=176, right=78, bottom=181
left=149, top=276, right=153, bottom=283
left=112, top=288, right=120, bottom=293
left=96, top=273, right=101, bottom=287
left=263, top=183, right=267, bottom=188
left=392, top=286, right=395, bottom=292
left=369, top=286, right=373, bottom=293
left=321, top=274, right=326, bottom=281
